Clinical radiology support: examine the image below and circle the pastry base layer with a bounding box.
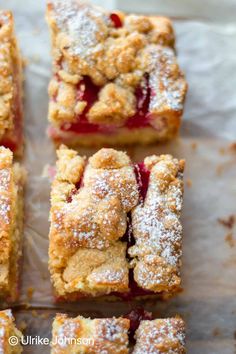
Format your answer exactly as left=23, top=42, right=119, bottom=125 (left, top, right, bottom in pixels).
left=48, top=125, right=178, bottom=147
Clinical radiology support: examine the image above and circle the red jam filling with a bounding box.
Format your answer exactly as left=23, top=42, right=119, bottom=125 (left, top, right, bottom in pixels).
left=112, top=163, right=153, bottom=300
left=110, top=13, right=123, bottom=28
left=0, top=70, right=23, bottom=153
left=59, top=74, right=152, bottom=135
left=124, top=308, right=152, bottom=340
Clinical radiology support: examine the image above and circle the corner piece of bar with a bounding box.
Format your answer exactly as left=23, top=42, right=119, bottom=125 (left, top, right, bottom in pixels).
left=46, top=0, right=187, bottom=147
left=133, top=317, right=186, bottom=353
left=0, top=12, right=23, bottom=155
left=129, top=155, right=185, bottom=296
left=0, top=309, right=23, bottom=353
left=0, top=147, right=25, bottom=302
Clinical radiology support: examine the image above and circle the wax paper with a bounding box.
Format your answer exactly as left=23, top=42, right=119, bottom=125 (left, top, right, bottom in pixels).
left=1, top=0, right=236, bottom=353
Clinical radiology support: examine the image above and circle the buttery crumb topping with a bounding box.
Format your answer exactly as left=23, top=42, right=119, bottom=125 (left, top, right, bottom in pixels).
left=52, top=314, right=130, bottom=353
left=0, top=147, right=25, bottom=301
left=49, top=146, right=185, bottom=298
left=51, top=314, right=186, bottom=353
left=129, top=155, right=185, bottom=293
left=0, top=310, right=22, bottom=353
left=133, top=317, right=186, bottom=354
left=46, top=0, right=187, bottom=127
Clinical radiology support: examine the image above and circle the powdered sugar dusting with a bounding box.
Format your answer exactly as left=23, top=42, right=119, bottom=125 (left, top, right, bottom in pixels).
left=51, top=0, right=110, bottom=57
left=92, top=268, right=126, bottom=284
left=0, top=195, right=11, bottom=224
left=53, top=151, right=139, bottom=249
left=133, top=318, right=185, bottom=354
left=56, top=318, right=80, bottom=348
left=148, top=46, right=186, bottom=112
left=130, top=156, right=184, bottom=289
left=97, top=318, right=128, bottom=349
left=0, top=310, right=14, bottom=354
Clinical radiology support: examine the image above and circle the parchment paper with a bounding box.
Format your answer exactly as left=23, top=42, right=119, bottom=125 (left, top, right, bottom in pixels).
left=1, top=0, right=236, bottom=353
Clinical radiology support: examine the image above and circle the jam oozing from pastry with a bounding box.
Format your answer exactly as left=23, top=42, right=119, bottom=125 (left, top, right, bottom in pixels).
left=61, top=77, right=101, bottom=134
left=124, top=308, right=152, bottom=340
left=113, top=162, right=153, bottom=300
left=0, top=67, right=23, bottom=153
left=60, top=75, right=153, bottom=134
left=65, top=177, right=84, bottom=203
left=110, top=13, right=123, bottom=28
left=134, top=162, right=150, bottom=201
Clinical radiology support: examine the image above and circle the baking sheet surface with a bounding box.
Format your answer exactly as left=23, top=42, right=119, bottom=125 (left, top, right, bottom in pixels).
left=1, top=0, right=236, bottom=353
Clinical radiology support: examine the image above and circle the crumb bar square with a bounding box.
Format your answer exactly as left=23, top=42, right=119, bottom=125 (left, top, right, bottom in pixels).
left=46, top=0, right=187, bottom=147
left=49, top=146, right=184, bottom=300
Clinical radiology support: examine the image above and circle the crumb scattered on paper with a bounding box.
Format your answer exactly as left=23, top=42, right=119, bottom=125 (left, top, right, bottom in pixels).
left=19, top=320, right=27, bottom=332
left=186, top=178, right=192, bottom=187
left=229, top=142, right=236, bottom=153
left=31, top=310, right=38, bottom=318
left=27, top=286, right=35, bottom=301
left=225, top=232, right=235, bottom=248
left=191, top=142, right=197, bottom=150
left=218, top=215, right=235, bottom=229
left=212, top=327, right=221, bottom=336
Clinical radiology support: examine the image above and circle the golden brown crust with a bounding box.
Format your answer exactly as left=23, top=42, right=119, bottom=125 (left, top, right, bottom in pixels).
left=129, top=155, right=185, bottom=294
left=0, top=147, right=25, bottom=302
left=0, top=309, right=23, bottom=353
left=49, top=146, right=139, bottom=297
left=0, top=12, right=23, bottom=151
left=46, top=1, right=187, bottom=138
left=133, top=317, right=186, bottom=354
left=51, top=314, right=129, bottom=354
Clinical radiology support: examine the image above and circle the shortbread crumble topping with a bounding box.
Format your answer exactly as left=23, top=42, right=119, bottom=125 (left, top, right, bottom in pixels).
left=49, top=147, right=185, bottom=298
left=47, top=0, right=187, bottom=129
left=133, top=317, right=186, bottom=354
left=129, top=155, right=184, bottom=292
left=52, top=314, right=130, bottom=353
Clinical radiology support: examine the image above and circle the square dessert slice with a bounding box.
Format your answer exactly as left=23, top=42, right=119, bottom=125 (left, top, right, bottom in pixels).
left=51, top=314, right=129, bottom=354
left=0, top=309, right=23, bottom=353
left=49, top=147, right=184, bottom=301
left=133, top=317, right=186, bottom=353
left=0, top=147, right=25, bottom=302
left=0, top=12, right=23, bottom=155
left=46, top=0, right=187, bottom=147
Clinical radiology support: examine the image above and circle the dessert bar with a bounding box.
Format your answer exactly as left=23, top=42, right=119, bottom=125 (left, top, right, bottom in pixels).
left=0, top=12, right=23, bottom=155
left=46, top=0, right=187, bottom=147
left=51, top=314, right=130, bottom=354
left=0, top=147, right=25, bottom=302
left=0, top=309, right=22, bottom=353
left=133, top=317, right=186, bottom=353
left=50, top=313, right=185, bottom=353
left=49, top=146, right=184, bottom=301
